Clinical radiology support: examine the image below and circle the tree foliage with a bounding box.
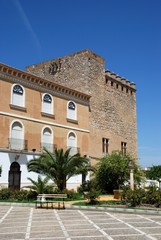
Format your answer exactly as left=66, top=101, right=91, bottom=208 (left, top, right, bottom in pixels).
left=95, top=151, right=143, bottom=193
left=145, top=165, right=161, bottom=181
left=27, top=148, right=88, bottom=192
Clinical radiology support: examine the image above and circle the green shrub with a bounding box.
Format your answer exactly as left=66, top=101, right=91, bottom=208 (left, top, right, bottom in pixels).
left=0, top=188, right=14, bottom=200
left=13, top=190, right=28, bottom=201
left=0, top=188, right=37, bottom=201
left=77, top=180, right=97, bottom=194
left=85, top=189, right=100, bottom=205
left=122, top=188, right=145, bottom=207
left=121, top=186, right=161, bottom=208
left=63, top=189, right=77, bottom=200
left=120, top=186, right=130, bottom=200
left=57, top=189, right=82, bottom=200
left=145, top=186, right=161, bottom=207
left=27, top=190, right=37, bottom=200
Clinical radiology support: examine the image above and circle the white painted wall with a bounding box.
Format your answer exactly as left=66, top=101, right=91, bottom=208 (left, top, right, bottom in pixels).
left=0, top=152, right=39, bottom=187
left=0, top=152, right=89, bottom=191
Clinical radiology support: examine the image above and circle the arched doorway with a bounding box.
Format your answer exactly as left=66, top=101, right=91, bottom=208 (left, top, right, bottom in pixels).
left=8, top=162, right=21, bottom=190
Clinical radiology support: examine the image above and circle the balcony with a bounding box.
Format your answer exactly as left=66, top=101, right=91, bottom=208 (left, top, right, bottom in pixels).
left=9, top=138, right=28, bottom=151
left=41, top=143, right=57, bottom=153
left=67, top=147, right=80, bottom=156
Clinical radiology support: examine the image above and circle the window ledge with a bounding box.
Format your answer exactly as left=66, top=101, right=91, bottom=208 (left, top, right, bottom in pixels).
left=66, top=118, right=78, bottom=124
left=10, top=104, right=27, bottom=112
left=41, top=112, right=55, bottom=119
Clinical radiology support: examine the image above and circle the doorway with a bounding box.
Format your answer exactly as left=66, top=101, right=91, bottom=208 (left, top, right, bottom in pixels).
left=8, top=162, right=21, bottom=190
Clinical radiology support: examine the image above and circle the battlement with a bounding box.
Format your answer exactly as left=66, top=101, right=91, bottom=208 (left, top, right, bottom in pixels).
left=105, top=70, right=136, bottom=95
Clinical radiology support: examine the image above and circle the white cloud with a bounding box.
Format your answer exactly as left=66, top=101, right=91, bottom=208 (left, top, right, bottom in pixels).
left=13, top=0, right=42, bottom=55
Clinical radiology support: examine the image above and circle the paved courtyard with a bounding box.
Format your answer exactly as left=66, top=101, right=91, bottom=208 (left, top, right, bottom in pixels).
left=1, top=206, right=161, bottom=240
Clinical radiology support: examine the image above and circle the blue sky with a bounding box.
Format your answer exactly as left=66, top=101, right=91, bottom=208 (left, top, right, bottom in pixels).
left=1, top=0, right=161, bottom=167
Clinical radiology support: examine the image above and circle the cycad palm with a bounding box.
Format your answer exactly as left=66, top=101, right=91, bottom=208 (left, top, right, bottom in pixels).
left=27, top=148, right=88, bottom=191
left=26, top=175, right=53, bottom=194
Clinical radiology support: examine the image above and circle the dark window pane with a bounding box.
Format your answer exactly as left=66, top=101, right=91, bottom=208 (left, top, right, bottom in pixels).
left=43, top=94, right=52, bottom=103
left=13, top=85, right=23, bottom=95
left=68, top=101, right=75, bottom=110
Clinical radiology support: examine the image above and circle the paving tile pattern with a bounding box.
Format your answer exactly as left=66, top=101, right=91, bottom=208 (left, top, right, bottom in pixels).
left=1, top=206, right=161, bottom=239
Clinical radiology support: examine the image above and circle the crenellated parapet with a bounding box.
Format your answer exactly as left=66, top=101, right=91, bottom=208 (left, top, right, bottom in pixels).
left=105, top=70, right=136, bottom=95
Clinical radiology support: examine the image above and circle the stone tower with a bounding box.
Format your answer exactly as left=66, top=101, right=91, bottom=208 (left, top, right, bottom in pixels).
left=26, top=49, right=138, bottom=161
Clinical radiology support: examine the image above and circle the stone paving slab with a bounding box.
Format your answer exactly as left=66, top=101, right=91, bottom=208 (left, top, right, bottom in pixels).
left=69, top=236, right=107, bottom=239
left=30, top=238, right=66, bottom=240
left=111, top=236, right=152, bottom=240
left=0, top=232, right=26, bottom=239
left=130, top=222, right=159, bottom=228
left=97, top=223, right=129, bottom=228
left=1, top=206, right=161, bottom=239
left=64, top=224, right=95, bottom=230
left=153, top=237, right=161, bottom=240
left=30, top=230, right=65, bottom=238
left=140, top=228, right=161, bottom=234
left=31, top=221, right=59, bottom=227
left=0, top=227, right=27, bottom=233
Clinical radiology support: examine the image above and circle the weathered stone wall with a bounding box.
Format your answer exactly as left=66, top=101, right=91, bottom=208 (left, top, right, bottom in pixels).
left=26, top=49, right=138, bottom=159
left=104, top=76, right=137, bottom=157
left=26, top=50, right=104, bottom=95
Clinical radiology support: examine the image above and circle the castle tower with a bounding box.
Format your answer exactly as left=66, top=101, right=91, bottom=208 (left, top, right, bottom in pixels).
left=26, top=49, right=138, bottom=161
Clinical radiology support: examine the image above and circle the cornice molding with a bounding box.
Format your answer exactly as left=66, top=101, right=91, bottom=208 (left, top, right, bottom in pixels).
left=0, top=64, right=91, bottom=106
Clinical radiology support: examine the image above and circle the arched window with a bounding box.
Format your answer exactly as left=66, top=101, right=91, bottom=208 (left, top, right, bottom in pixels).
left=41, top=127, right=53, bottom=152
left=42, top=93, right=53, bottom=114
left=10, top=121, right=24, bottom=150
left=11, top=84, right=25, bottom=107
left=67, top=131, right=77, bottom=156
left=67, top=101, right=77, bottom=120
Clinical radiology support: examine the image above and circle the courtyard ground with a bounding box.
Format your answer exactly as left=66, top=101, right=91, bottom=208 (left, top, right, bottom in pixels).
left=1, top=206, right=161, bottom=240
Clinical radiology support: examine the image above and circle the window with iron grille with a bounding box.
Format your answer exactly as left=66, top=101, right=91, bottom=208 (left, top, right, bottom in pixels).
left=42, top=93, right=53, bottom=114
left=67, top=101, right=77, bottom=120
left=121, top=142, right=127, bottom=155
left=102, top=138, right=109, bottom=154
left=12, top=84, right=25, bottom=107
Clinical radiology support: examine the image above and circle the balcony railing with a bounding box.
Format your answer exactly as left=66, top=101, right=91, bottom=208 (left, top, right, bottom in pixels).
left=67, top=147, right=80, bottom=156
left=9, top=138, right=28, bottom=151
left=41, top=143, right=57, bottom=153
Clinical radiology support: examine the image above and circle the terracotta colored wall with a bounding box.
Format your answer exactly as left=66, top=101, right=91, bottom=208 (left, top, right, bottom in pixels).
left=0, top=77, right=89, bottom=154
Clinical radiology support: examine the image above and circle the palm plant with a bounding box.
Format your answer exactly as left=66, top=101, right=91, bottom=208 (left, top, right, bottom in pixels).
left=27, top=148, right=89, bottom=191
left=25, top=175, right=54, bottom=194
left=76, top=162, right=96, bottom=184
